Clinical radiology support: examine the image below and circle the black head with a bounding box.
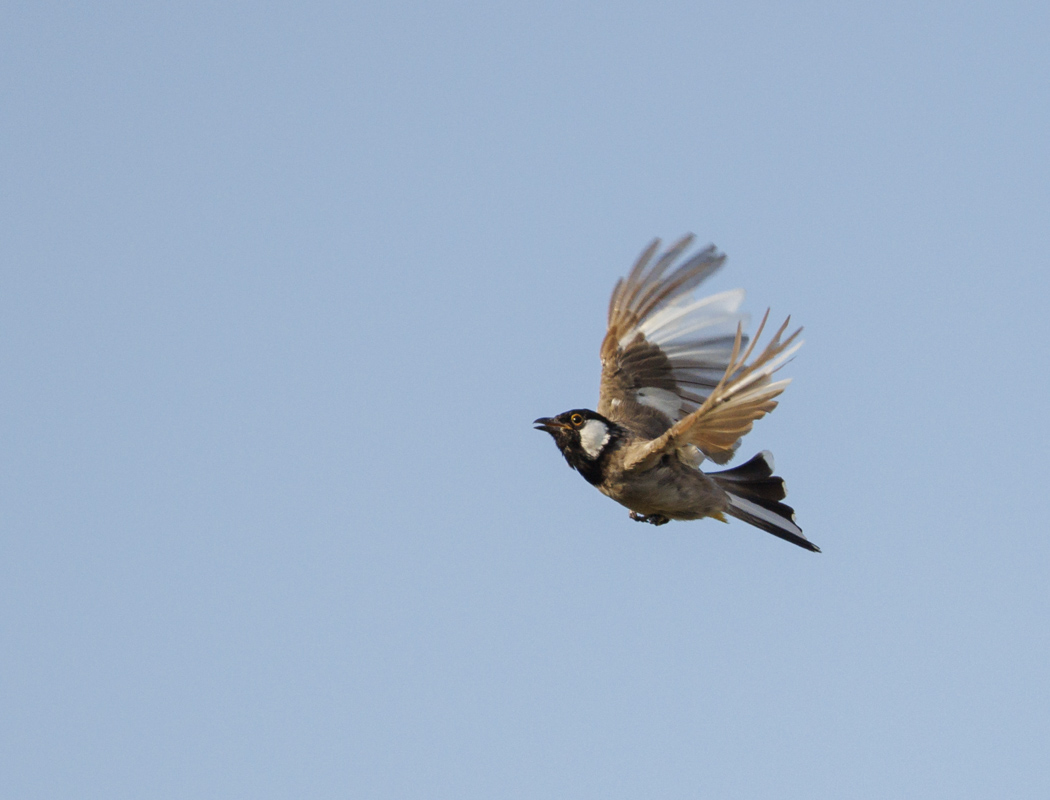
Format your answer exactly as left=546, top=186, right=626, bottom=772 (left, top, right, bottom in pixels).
left=533, top=409, right=623, bottom=485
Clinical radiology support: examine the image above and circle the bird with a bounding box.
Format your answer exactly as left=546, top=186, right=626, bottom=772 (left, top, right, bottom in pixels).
left=534, top=234, right=819, bottom=552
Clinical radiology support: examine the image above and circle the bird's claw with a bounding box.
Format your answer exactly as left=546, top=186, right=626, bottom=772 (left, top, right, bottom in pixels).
left=629, top=511, right=670, bottom=526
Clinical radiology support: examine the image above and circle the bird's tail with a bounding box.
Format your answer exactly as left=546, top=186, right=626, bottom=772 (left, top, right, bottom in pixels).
left=709, top=451, right=819, bottom=552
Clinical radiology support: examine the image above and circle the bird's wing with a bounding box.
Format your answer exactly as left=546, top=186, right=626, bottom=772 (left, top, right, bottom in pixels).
left=598, top=235, right=749, bottom=440
left=623, top=311, right=802, bottom=469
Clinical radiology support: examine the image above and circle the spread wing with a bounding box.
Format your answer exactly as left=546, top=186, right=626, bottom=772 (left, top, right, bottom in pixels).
left=623, top=311, right=803, bottom=469
left=598, top=235, right=749, bottom=439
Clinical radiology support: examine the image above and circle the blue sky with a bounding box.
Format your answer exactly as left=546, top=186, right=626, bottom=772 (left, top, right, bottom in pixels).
left=3, top=1, right=1049, bottom=797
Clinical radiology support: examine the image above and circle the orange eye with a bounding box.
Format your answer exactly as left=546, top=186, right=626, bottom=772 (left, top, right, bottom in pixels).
left=570, top=413, right=584, bottom=427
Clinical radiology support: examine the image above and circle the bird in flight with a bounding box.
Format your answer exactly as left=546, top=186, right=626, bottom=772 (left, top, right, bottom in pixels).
left=535, top=235, right=818, bottom=552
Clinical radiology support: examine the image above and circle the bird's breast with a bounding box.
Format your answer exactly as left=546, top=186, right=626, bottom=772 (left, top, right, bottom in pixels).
left=600, top=458, right=725, bottom=519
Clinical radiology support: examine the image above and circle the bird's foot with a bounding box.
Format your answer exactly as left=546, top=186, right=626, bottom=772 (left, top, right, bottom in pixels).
left=629, top=511, right=670, bottom=526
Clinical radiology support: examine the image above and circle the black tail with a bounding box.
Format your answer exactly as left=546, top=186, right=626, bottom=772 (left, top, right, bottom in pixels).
left=709, top=451, right=820, bottom=553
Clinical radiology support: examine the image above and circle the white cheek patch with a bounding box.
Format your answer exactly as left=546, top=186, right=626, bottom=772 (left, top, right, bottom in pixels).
left=578, top=418, right=611, bottom=458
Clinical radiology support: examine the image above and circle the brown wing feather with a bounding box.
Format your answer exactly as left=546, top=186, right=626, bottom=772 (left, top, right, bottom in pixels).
left=624, top=311, right=803, bottom=468
left=597, top=236, right=735, bottom=438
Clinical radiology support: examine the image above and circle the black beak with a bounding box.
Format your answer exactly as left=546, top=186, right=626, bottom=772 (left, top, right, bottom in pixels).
left=533, top=417, right=567, bottom=433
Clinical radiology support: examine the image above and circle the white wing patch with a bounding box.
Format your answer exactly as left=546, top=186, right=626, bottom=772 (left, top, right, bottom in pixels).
left=578, top=418, right=611, bottom=458
left=618, top=289, right=747, bottom=350
left=639, top=289, right=747, bottom=345
left=634, top=387, right=682, bottom=418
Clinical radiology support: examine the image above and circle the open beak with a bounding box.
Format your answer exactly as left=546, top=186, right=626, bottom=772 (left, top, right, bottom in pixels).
left=533, top=417, right=569, bottom=433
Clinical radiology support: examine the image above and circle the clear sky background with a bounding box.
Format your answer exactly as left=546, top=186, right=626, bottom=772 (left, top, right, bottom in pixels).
left=3, top=1, right=1049, bottom=797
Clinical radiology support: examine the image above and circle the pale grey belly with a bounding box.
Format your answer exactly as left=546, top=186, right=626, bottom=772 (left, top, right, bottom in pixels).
left=600, top=463, right=727, bottom=519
